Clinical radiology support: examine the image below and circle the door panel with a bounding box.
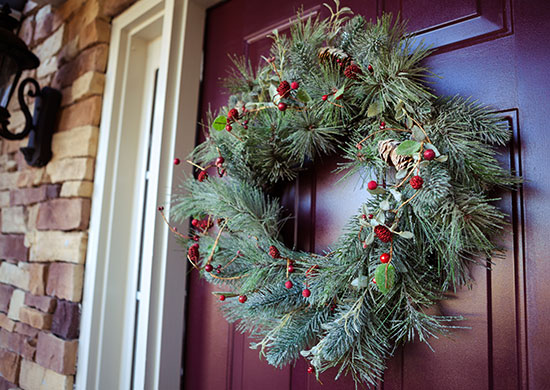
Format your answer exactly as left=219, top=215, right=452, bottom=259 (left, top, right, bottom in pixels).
left=183, top=1, right=549, bottom=389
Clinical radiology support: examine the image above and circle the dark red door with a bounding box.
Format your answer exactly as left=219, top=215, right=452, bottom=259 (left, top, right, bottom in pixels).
left=183, top=1, right=550, bottom=389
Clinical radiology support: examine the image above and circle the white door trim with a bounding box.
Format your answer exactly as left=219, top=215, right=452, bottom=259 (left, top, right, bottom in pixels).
left=76, top=0, right=216, bottom=388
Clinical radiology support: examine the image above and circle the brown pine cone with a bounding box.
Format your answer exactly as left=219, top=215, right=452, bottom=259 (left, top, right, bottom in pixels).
left=277, top=81, right=291, bottom=98
left=269, top=245, right=281, bottom=259
left=378, top=139, right=411, bottom=171
left=344, top=64, right=362, bottom=79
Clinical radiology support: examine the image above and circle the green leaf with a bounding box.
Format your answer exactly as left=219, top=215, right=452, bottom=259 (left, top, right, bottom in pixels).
left=396, top=169, right=408, bottom=180
left=375, top=264, right=395, bottom=294
left=380, top=199, right=390, bottom=211
left=424, top=143, right=440, bottom=156
left=395, top=140, right=421, bottom=156
left=365, top=231, right=375, bottom=245
left=405, top=116, right=413, bottom=128
left=296, top=88, right=311, bottom=102
left=334, top=85, right=346, bottom=99
left=212, top=115, right=227, bottom=131
left=436, top=155, right=448, bottom=162
left=367, top=187, right=386, bottom=195
left=268, top=83, right=278, bottom=100
left=389, top=188, right=402, bottom=202
left=375, top=211, right=386, bottom=224
left=411, top=126, right=426, bottom=142
left=398, top=231, right=414, bottom=239
left=367, top=101, right=382, bottom=117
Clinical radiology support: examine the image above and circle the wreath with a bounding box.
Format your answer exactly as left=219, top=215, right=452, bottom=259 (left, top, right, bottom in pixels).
left=165, top=3, right=518, bottom=386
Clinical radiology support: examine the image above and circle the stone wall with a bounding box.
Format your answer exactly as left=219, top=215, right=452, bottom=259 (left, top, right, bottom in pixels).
left=0, top=0, right=136, bottom=389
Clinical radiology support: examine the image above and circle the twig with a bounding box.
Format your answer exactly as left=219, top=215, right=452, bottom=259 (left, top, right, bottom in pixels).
left=206, top=221, right=227, bottom=265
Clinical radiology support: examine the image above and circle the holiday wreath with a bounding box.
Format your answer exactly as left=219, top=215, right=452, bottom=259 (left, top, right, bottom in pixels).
left=164, top=2, right=518, bottom=386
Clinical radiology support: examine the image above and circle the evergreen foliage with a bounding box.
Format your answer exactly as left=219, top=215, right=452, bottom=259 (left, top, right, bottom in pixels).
left=170, top=2, right=518, bottom=386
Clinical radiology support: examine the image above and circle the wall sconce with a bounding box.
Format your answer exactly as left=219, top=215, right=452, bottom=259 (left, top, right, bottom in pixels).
left=0, top=4, right=60, bottom=167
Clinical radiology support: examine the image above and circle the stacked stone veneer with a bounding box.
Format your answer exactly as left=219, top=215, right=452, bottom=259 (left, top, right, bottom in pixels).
left=0, top=1, right=136, bottom=389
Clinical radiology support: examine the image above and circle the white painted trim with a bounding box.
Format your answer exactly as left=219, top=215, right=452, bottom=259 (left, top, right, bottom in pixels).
left=77, top=0, right=218, bottom=388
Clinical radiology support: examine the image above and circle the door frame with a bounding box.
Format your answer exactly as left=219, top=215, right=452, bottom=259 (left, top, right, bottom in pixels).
left=76, top=0, right=219, bottom=388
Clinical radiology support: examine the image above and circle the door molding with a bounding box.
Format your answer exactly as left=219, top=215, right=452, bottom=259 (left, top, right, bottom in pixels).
left=76, top=0, right=216, bottom=388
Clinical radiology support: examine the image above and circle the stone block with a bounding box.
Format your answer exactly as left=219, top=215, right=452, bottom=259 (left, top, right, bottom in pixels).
left=19, top=307, right=52, bottom=330
left=36, top=332, right=78, bottom=375
left=16, top=168, right=46, bottom=188
left=1, top=207, right=26, bottom=233
left=0, top=313, right=15, bottom=332
left=72, top=72, right=105, bottom=102
left=0, top=328, right=21, bottom=353
left=27, top=231, right=87, bottom=263
left=10, top=186, right=48, bottom=206
left=51, top=300, right=79, bottom=340
left=0, top=375, right=17, bottom=390
left=0, top=235, right=27, bottom=261
left=57, top=37, right=79, bottom=67
left=51, top=126, right=99, bottom=160
left=24, top=294, right=56, bottom=313
left=33, top=5, right=63, bottom=43
left=36, top=198, right=91, bottom=231
left=57, top=96, right=102, bottom=131
left=103, top=0, right=138, bottom=17
left=0, top=172, right=18, bottom=191
left=19, top=359, right=74, bottom=390
left=19, top=15, right=34, bottom=46
left=0, top=285, right=14, bottom=313
left=0, top=262, right=30, bottom=291
left=34, top=25, right=64, bottom=61
left=7, top=289, right=25, bottom=321
left=46, top=263, right=84, bottom=302
left=46, top=157, right=95, bottom=183
left=14, top=323, right=38, bottom=339
left=78, top=19, right=110, bottom=50
left=52, top=44, right=108, bottom=89
left=28, top=264, right=48, bottom=296
left=0, top=191, right=9, bottom=207
left=60, top=181, right=93, bottom=198
left=0, top=348, right=20, bottom=383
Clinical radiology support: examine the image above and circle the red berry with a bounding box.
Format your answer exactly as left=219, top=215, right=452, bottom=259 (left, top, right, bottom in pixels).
left=227, top=108, right=239, bottom=120
left=219, top=295, right=226, bottom=301
left=367, top=180, right=378, bottom=190
left=380, top=253, right=390, bottom=263
left=205, top=264, right=213, bottom=272
left=335, top=94, right=342, bottom=100
left=285, top=280, right=293, bottom=289
left=278, top=102, right=287, bottom=111
left=368, top=214, right=374, bottom=219
left=243, top=125, right=248, bottom=130
left=287, top=265, right=294, bottom=273
left=243, top=120, right=249, bottom=125
left=157, top=206, right=164, bottom=211
left=302, top=288, right=311, bottom=298
left=269, top=245, right=281, bottom=259
left=372, top=277, right=377, bottom=284
left=197, top=170, right=208, bottom=182
left=368, top=64, right=373, bottom=72
left=424, top=149, right=436, bottom=161
left=307, top=366, right=314, bottom=374
left=290, top=81, right=299, bottom=89
left=322, top=95, right=328, bottom=101
left=216, top=269, right=221, bottom=274
left=215, top=156, right=225, bottom=167
left=380, top=121, right=386, bottom=129
left=410, top=175, right=424, bottom=190
left=174, top=158, right=181, bottom=165
left=225, top=124, right=232, bottom=132
left=191, top=219, right=199, bottom=227
left=238, top=295, right=247, bottom=303
left=361, top=214, right=367, bottom=219
left=363, top=242, right=368, bottom=249
left=356, top=143, right=362, bottom=150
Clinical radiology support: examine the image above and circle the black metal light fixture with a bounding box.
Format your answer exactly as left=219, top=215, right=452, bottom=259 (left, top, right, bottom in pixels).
left=0, top=4, right=60, bottom=166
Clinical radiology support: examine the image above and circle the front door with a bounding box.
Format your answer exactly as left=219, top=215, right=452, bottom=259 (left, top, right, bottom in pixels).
left=183, top=1, right=550, bottom=389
